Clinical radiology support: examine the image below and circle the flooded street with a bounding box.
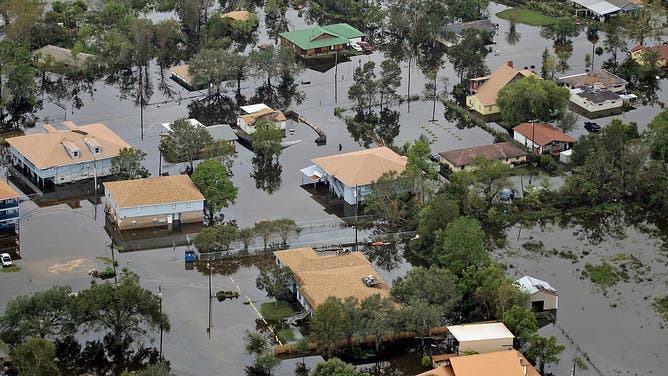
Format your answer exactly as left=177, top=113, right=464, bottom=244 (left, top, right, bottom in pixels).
left=3, top=1, right=667, bottom=375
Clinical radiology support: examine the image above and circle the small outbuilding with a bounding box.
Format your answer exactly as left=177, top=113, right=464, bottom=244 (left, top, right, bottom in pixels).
left=516, top=275, right=558, bottom=314
left=237, top=104, right=287, bottom=136
left=446, top=322, right=514, bottom=355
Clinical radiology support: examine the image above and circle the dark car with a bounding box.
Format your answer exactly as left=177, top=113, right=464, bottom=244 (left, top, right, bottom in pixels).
left=584, top=121, right=601, bottom=132
left=358, top=41, right=373, bottom=53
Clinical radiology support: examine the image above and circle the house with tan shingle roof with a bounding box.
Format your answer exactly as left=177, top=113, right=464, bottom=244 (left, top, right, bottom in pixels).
left=6, top=121, right=131, bottom=188
left=274, top=247, right=391, bottom=313
left=103, top=175, right=204, bottom=230
left=416, top=350, right=540, bottom=376
left=237, top=103, right=287, bottom=136
left=466, top=61, right=536, bottom=117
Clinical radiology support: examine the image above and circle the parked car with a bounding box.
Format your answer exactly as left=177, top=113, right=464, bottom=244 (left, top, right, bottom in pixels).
left=358, top=41, right=373, bottom=53
left=584, top=121, right=601, bottom=132
left=350, top=42, right=363, bottom=52
left=1, top=253, right=12, bottom=267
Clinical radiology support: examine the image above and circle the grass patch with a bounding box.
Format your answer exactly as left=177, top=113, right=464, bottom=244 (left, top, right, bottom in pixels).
left=276, top=328, right=296, bottom=343
left=0, top=265, right=21, bottom=273
left=522, top=241, right=545, bottom=254
left=260, top=301, right=296, bottom=321
left=96, top=256, right=114, bottom=265
left=581, top=262, right=620, bottom=288
left=653, top=296, right=668, bottom=324
left=496, top=8, right=556, bottom=26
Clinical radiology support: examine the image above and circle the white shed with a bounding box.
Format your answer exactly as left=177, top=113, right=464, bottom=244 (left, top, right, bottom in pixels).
left=446, top=322, right=514, bottom=354
left=517, top=275, right=558, bottom=312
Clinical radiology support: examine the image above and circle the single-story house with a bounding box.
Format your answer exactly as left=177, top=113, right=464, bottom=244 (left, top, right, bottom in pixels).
left=570, top=0, right=638, bottom=21
left=279, top=23, right=365, bottom=57
left=517, top=276, right=558, bottom=314
left=302, top=147, right=407, bottom=215
left=104, top=175, right=205, bottom=230
left=32, top=45, right=95, bottom=70
left=513, top=122, right=576, bottom=156
left=221, top=10, right=252, bottom=22
left=206, top=124, right=238, bottom=150
left=438, top=142, right=527, bottom=171
left=237, top=104, right=287, bottom=136
left=417, top=350, right=540, bottom=376
left=446, top=322, right=515, bottom=355
left=6, top=121, right=131, bottom=187
left=168, top=64, right=206, bottom=91
left=436, top=19, right=497, bottom=46
left=466, top=61, right=536, bottom=117
left=631, top=43, right=668, bottom=68
left=558, top=69, right=627, bottom=93
left=273, top=247, right=391, bottom=313
left=0, top=180, right=20, bottom=254
left=568, top=86, right=623, bottom=118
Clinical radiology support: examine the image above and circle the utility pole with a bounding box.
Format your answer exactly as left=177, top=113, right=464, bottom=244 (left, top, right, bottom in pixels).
left=354, top=184, right=358, bottom=252
left=207, top=259, right=212, bottom=339
left=139, top=66, right=144, bottom=141
left=158, top=285, right=163, bottom=360
left=93, top=157, right=97, bottom=221
left=334, top=51, right=338, bottom=104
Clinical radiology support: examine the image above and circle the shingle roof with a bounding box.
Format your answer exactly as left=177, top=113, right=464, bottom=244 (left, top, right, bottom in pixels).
left=438, top=142, right=527, bottom=168
left=473, top=64, right=535, bottom=106
left=207, top=124, right=238, bottom=142
left=169, top=64, right=193, bottom=84
left=274, top=247, right=391, bottom=308
left=631, top=44, right=668, bottom=60
left=0, top=180, right=19, bottom=201
left=239, top=107, right=287, bottom=126
left=279, top=23, right=365, bottom=51
left=572, top=86, right=621, bottom=104
left=312, top=147, right=407, bottom=187
left=416, top=351, right=540, bottom=376
left=6, top=122, right=131, bottom=170
left=221, top=10, right=252, bottom=21
left=31, top=45, right=95, bottom=68
left=103, top=175, right=204, bottom=208
left=558, top=69, right=627, bottom=88
left=513, top=123, right=576, bottom=146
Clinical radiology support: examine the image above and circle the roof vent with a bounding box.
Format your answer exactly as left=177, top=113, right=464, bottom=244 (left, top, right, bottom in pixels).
left=362, top=275, right=380, bottom=287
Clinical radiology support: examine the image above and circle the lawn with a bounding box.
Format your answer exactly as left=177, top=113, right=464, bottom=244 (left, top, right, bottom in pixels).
left=276, top=328, right=296, bottom=343
left=0, top=265, right=21, bottom=273
left=260, top=301, right=296, bottom=321
left=496, top=8, right=556, bottom=26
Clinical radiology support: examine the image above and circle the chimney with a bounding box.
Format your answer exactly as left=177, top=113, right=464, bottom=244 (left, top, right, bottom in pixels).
left=507, top=61, right=513, bottom=68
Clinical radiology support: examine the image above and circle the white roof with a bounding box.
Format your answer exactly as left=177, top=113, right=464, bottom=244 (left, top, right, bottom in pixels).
left=300, top=164, right=324, bottom=180
left=573, top=0, right=620, bottom=15
left=161, top=118, right=203, bottom=132
left=240, top=103, right=271, bottom=114
left=447, top=323, right=514, bottom=342
left=516, top=276, right=557, bottom=295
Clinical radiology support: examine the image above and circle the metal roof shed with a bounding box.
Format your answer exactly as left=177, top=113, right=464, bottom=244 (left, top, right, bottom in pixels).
left=447, top=323, right=514, bottom=354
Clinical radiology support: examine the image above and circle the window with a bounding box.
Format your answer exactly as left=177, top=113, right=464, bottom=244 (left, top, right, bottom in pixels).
left=72, top=151, right=79, bottom=157
left=172, top=203, right=176, bottom=209
left=94, top=147, right=100, bottom=154
left=186, top=202, right=191, bottom=208
left=137, top=207, right=141, bottom=213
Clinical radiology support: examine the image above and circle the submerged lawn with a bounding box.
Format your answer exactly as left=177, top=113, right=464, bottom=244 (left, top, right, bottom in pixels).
left=496, top=8, right=556, bottom=26
left=260, top=301, right=296, bottom=321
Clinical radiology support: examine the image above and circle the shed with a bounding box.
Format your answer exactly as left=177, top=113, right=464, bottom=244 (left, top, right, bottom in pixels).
left=516, top=276, right=558, bottom=313
left=446, top=322, right=514, bottom=355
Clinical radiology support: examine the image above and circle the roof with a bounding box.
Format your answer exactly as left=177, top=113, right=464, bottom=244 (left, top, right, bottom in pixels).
left=239, top=107, right=287, bottom=126
left=241, top=103, right=272, bottom=113
left=6, top=121, right=131, bottom=170
left=416, top=366, right=455, bottom=376
left=446, top=322, right=514, bottom=342
left=631, top=44, right=668, bottom=60
left=571, top=86, right=621, bottom=104
left=169, top=64, right=194, bottom=84
left=573, top=0, right=620, bottom=15
left=312, top=147, right=407, bottom=187
left=449, top=350, right=540, bottom=376
left=558, top=69, right=627, bottom=88
left=0, top=179, right=19, bottom=201
left=103, top=175, right=205, bottom=208
left=438, top=142, right=527, bottom=168
left=279, top=23, right=365, bottom=51
left=473, top=64, right=535, bottom=106
left=516, top=276, right=557, bottom=295
left=273, top=247, right=391, bottom=309
left=31, top=45, right=95, bottom=68
left=441, top=19, right=497, bottom=36
left=513, top=123, right=576, bottom=146
left=221, top=10, right=252, bottom=21
left=432, top=354, right=460, bottom=363
left=207, top=124, right=238, bottom=142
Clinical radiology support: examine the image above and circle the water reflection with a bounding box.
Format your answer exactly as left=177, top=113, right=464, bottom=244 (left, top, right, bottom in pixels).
left=363, top=242, right=402, bottom=272
left=505, top=20, right=521, bottom=45
left=187, top=94, right=238, bottom=126
left=251, top=157, right=283, bottom=194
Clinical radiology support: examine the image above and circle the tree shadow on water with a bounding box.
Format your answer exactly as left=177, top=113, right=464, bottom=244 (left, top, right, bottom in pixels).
left=251, top=157, right=282, bottom=194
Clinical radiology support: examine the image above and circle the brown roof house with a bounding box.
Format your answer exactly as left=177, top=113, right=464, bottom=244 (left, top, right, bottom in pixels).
left=438, top=142, right=527, bottom=171
left=273, top=247, right=391, bottom=313
left=237, top=104, right=288, bottom=136
left=6, top=121, right=131, bottom=188
left=513, top=122, right=576, bottom=156
left=104, top=175, right=205, bottom=230
left=416, top=350, right=540, bottom=376
left=631, top=43, right=668, bottom=68
left=558, top=70, right=627, bottom=118
left=302, top=147, right=408, bottom=216
left=466, top=61, right=535, bottom=118
left=168, top=64, right=207, bottom=91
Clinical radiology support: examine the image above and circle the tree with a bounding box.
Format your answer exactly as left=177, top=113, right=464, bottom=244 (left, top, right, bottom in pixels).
left=310, top=297, right=348, bottom=358
left=586, top=24, right=600, bottom=70
left=348, top=61, right=378, bottom=116
left=503, top=305, right=538, bottom=348
left=255, top=263, right=292, bottom=307
left=251, top=121, right=283, bottom=162
left=648, top=108, right=668, bottom=163
left=243, top=330, right=280, bottom=376
left=526, top=335, right=565, bottom=375
left=391, top=266, right=461, bottom=320
left=622, top=3, right=665, bottom=46
left=193, top=224, right=237, bottom=252
left=545, top=16, right=578, bottom=45
left=236, top=227, right=255, bottom=250
left=159, top=118, right=215, bottom=170
left=191, top=159, right=238, bottom=225
left=254, top=220, right=277, bottom=250
left=312, top=358, right=369, bottom=376
left=555, top=111, right=577, bottom=133
left=0, top=40, right=37, bottom=129
left=249, top=45, right=301, bottom=90
left=137, top=362, right=174, bottom=376
left=603, top=17, right=626, bottom=68
left=436, top=216, right=490, bottom=276
left=273, top=218, right=301, bottom=246
left=363, top=171, right=416, bottom=233
left=409, top=192, right=460, bottom=262
left=378, top=59, right=402, bottom=111
left=189, top=47, right=230, bottom=95
left=111, top=148, right=150, bottom=180
left=12, top=338, right=59, bottom=376
left=446, top=28, right=489, bottom=85
left=1, top=0, right=44, bottom=44
left=496, top=76, right=570, bottom=128
left=423, top=71, right=448, bottom=122
left=358, top=294, right=397, bottom=352
left=459, top=263, right=529, bottom=321
left=399, top=299, right=441, bottom=347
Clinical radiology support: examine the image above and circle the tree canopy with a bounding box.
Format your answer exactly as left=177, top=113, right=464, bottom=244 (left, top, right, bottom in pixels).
left=191, top=159, right=238, bottom=225
left=111, top=147, right=150, bottom=180
left=497, top=76, right=569, bottom=128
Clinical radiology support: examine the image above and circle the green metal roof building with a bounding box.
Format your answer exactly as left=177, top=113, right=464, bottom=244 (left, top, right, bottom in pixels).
left=279, top=23, right=365, bottom=57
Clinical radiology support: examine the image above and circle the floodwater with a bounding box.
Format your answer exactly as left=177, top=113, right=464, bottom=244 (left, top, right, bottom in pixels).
left=5, top=1, right=668, bottom=375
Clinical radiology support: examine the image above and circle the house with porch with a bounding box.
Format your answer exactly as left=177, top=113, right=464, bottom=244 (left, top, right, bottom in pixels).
left=273, top=247, right=391, bottom=313
left=6, top=121, right=131, bottom=190
left=513, top=122, right=576, bottom=156
left=517, top=275, right=558, bottom=315
left=466, top=61, right=536, bottom=118
left=103, top=174, right=205, bottom=231
left=237, top=104, right=287, bottom=136
left=0, top=180, right=20, bottom=255
left=446, top=322, right=515, bottom=355
left=301, top=147, right=407, bottom=216
left=417, top=350, right=540, bottom=376
left=279, top=23, right=365, bottom=57
left=438, top=142, right=527, bottom=172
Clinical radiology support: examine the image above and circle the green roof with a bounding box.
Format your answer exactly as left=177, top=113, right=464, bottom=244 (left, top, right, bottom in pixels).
left=279, top=23, right=365, bottom=51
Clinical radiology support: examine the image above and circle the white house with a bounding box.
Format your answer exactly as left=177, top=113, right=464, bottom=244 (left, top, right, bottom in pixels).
left=516, top=275, right=558, bottom=314
left=513, top=122, right=576, bottom=156
left=6, top=121, right=131, bottom=188
left=103, top=175, right=205, bottom=230
left=558, top=69, right=627, bottom=93
left=446, top=322, right=515, bottom=355
left=569, top=86, right=624, bottom=118
left=237, top=104, right=287, bottom=136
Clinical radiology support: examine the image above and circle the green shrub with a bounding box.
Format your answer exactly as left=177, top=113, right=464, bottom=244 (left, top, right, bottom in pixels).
left=582, top=262, right=620, bottom=288
left=421, top=355, right=432, bottom=368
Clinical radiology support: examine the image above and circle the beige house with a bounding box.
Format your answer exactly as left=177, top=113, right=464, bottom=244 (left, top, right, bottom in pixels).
left=237, top=104, right=287, bottom=136
left=417, top=350, right=541, bottom=376
left=438, top=142, right=527, bottom=171
left=466, top=62, right=535, bottom=117
left=32, top=45, right=95, bottom=70
left=558, top=69, right=627, bottom=93
left=446, top=322, right=514, bottom=355
left=104, top=175, right=205, bottom=230
left=517, top=276, right=558, bottom=314
left=168, top=64, right=206, bottom=91
left=274, top=247, right=391, bottom=313
left=631, top=44, right=668, bottom=68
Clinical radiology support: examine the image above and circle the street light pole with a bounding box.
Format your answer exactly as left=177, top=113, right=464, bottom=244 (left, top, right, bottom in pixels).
left=207, top=260, right=212, bottom=339
left=354, top=184, right=358, bottom=252
left=158, top=285, right=163, bottom=360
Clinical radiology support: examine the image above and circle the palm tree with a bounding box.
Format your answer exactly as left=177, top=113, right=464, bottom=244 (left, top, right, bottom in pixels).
left=586, top=24, right=600, bottom=70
